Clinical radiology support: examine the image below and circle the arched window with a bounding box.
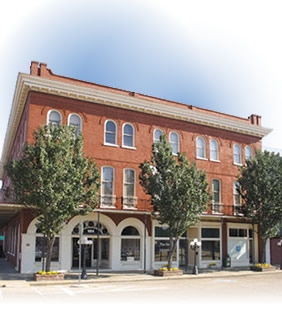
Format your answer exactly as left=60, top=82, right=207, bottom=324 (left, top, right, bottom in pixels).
left=245, top=146, right=252, bottom=162
left=196, top=136, right=206, bottom=158
left=169, top=131, right=179, bottom=155
left=101, top=166, right=115, bottom=207
left=210, top=139, right=219, bottom=161
left=153, top=129, right=163, bottom=143
left=105, top=120, right=117, bottom=145
left=68, top=114, right=82, bottom=137
left=212, top=179, right=222, bottom=213
left=233, top=144, right=242, bottom=164
left=122, top=123, right=134, bottom=148
left=47, top=110, right=61, bottom=126
left=121, top=226, right=140, bottom=261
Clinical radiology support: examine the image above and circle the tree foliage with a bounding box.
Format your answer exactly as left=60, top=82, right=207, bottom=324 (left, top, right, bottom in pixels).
left=237, top=150, right=282, bottom=262
left=139, top=135, right=210, bottom=269
left=5, top=125, right=100, bottom=271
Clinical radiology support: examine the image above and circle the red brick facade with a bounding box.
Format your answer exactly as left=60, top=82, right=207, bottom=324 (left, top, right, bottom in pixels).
left=0, top=61, right=272, bottom=273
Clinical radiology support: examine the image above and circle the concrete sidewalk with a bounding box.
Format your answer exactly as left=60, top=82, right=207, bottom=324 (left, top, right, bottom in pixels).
left=1, top=257, right=281, bottom=287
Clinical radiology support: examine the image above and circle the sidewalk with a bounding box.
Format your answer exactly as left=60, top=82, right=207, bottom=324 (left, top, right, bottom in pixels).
left=1, top=257, right=281, bottom=287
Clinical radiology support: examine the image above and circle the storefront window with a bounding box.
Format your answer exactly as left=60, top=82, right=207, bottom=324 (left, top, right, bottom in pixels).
left=35, top=236, right=59, bottom=262
left=201, top=227, right=220, bottom=261
left=121, top=226, right=140, bottom=261
left=154, top=226, right=176, bottom=262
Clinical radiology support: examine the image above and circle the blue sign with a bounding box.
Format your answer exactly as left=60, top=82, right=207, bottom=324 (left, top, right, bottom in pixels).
left=236, top=245, right=241, bottom=252
left=0, top=235, right=5, bottom=240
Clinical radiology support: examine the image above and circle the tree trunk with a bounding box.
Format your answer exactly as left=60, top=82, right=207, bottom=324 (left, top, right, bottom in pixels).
left=167, top=236, right=178, bottom=270
left=45, top=236, right=56, bottom=272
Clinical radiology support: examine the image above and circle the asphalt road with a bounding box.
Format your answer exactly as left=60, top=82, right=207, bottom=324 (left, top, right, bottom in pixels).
left=1, top=272, right=281, bottom=323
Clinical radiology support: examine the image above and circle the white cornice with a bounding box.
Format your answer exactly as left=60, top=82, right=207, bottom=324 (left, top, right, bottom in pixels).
left=0, top=73, right=272, bottom=177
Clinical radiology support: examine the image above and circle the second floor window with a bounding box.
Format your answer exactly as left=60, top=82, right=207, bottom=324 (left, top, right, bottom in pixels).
left=101, top=166, right=115, bottom=207
left=123, top=169, right=135, bottom=197
left=123, top=169, right=137, bottom=208
left=233, top=181, right=241, bottom=214
left=212, top=179, right=222, bottom=213
left=105, top=120, right=117, bottom=145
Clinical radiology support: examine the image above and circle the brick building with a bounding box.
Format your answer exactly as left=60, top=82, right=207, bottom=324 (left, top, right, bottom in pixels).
left=0, top=61, right=272, bottom=273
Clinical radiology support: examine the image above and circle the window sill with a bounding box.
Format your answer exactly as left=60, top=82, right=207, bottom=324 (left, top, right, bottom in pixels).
left=121, top=145, right=136, bottom=150
left=103, top=143, right=119, bottom=148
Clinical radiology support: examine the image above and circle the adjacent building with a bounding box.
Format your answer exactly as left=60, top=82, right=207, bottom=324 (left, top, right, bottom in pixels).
left=0, top=61, right=272, bottom=273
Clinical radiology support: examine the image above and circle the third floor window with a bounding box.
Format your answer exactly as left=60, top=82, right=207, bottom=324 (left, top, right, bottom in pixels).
left=105, top=120, right=117, bottom=145
left=122, top=123, right=134, bottom=148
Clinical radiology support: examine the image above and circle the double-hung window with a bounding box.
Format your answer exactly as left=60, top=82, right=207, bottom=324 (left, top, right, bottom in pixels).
left=105, top=120, right=117, bottom=145
left=123, top=169, right=137, bottom=208
left=210, top=139, right=219, bottom=161
left=47, top=110, right=61, bottom=127
left=101, top=166, right=115, bottom=207
left=212, top=179, right=222, bottom=213
left=169, top=131, right=179, bottom=155
left=122, top=123, right=134, bottom=148
left=196, top=136, right=206, bottom=159
left=233, top=144, right=242, bottom=165
left=68, top=114, right=82, bottom=137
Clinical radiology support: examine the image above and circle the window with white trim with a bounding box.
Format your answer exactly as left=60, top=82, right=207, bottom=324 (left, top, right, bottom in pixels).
left=123, top=168, right=137, bottom=208
left=68, top=114, right=82, bottom=137
left=196, top=136, right=206, bottom=159
left=233, top=181, right=242, bottom=215
left=245, top=146, right=252, bottom=162
left=101, top=166, right=115, bottom=207
left=47, top=110, right=61, bottom=126
left=201, top=227, right=220, bottom=261
left=122, top=123, right=134, bottom=148
left=169, top=131, right=179, bottom=155
left=153, top=129, right=163, bottom=143
left=121, top=226, right=140, bottom=261
left=210, top=139, right=219, bottom=161
left=212, top=179, right=222, bottom=213
left=105, top=120, right=117, bottom=145
left=233, top=144, right=242, bottom=164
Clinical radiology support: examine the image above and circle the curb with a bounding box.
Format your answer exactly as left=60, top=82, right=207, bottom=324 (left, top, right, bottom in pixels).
left=27, top=268, right=282, bottom=286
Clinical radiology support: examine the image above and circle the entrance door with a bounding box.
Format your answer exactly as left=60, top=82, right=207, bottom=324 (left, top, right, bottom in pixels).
left=72, top=238, right=92, bottom=268
left=72, top=237, right=110, bottom=269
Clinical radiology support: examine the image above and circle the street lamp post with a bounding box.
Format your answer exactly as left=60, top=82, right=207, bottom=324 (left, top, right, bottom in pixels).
left=190, top=238, right=201, bottom=275
left=78, top=236, right=93, bottom=280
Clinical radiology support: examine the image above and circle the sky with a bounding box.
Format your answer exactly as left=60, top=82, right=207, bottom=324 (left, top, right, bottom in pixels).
left=1, top=0, right=282, bottom=158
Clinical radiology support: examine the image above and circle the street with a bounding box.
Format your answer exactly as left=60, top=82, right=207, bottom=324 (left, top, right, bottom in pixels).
left=1, top=272, right=281, bottom=323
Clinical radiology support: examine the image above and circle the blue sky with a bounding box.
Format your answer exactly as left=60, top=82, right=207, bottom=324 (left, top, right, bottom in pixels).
left=1, top=0, right=282, bottom=156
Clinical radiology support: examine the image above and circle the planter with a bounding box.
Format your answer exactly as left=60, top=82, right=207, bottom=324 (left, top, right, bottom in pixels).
left=154, top=269, right=183, bottom=277
left=250, top=265, right=276, bottom=272
left=34, top=273, right=65, bottom=281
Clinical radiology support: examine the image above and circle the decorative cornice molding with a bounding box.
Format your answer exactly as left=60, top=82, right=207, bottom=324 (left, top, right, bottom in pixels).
left=0, top=73, right=272, bottom=177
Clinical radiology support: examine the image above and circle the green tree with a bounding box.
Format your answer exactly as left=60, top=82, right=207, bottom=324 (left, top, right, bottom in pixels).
left=5, top=125, right=100, bottom=271
left=139, top=135, right=210, bottom=270
left=237, top=150, right=282, bottom=263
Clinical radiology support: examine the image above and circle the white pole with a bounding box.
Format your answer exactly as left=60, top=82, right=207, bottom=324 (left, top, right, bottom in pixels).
left=78, top=220, right=83, bottom=283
